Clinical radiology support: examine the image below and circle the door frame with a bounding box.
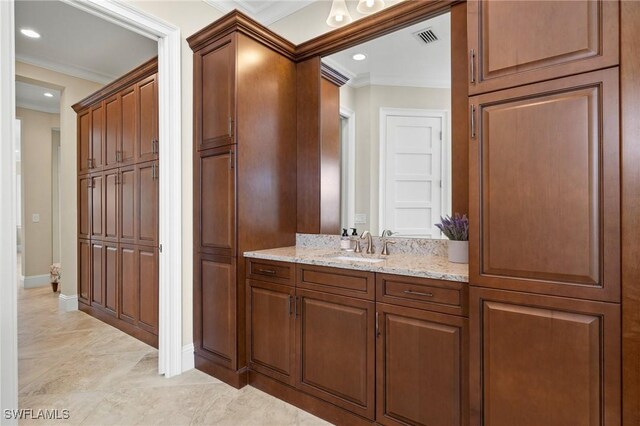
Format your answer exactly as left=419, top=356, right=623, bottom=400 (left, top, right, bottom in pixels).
left=340, top=106, right=356, bottom=228
left=378, top=107, right=449, bottom=236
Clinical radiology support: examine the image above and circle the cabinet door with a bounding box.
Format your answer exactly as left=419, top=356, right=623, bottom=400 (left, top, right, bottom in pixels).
left=78, top=175, right=91, bottom=239
left=78, top=239, right=91, bottom=305
left=196, top=147, right=236, bottom=256
left=195, top=35, right=235, bottom=150
left=470, top=68, right=620, bottom=302
left=376, top=303, right=467, bottom=426
left=468, top=0, right=618, bottom=94
left=248, top=279, right=295, bottom=385
left=137, top=161, right=158, bottom=246
left=104, top=169, right=118, bottom=242
left=78, top=110, right=91, bottom=174
left=119, top=244, right=138, bottom=324
left=138, top=74, right=158, bottom=162
left=138, top=246, right=158, bottom=335
left=91, top=241, right=104, bottom=308
left=119, top=165, right=137, bottom=245
left=104, top=95, right=120, bottom=168
left=120, top=85, right=137, bottom=165
left=295, top=288, right=375, bottom=420
left=195, top=254, right=237, bottom=369
left=90, top=174, right=103, bottom=239
left=104, top=242, right=118, bottom=316
left=90, top=103, right=103, bottom=170
left=469, top=287, right=620, bottom=426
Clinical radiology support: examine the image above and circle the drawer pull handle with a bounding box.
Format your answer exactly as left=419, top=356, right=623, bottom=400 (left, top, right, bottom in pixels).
left=257, top=268, right=276, bottom=275
left=404, top=290, right=434, bottom=297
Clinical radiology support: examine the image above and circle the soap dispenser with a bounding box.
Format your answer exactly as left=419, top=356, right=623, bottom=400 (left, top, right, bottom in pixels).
left=350, top=228, right=358, bottom=250
left=340, top=229, right=351, bottom=251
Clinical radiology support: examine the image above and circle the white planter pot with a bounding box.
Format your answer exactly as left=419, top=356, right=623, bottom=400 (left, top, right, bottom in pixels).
left=448, top=240, right=469, bottom=264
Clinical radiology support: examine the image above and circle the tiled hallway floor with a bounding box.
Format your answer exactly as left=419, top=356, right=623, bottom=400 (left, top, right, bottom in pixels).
left=17, top=285, right=329, bottom=425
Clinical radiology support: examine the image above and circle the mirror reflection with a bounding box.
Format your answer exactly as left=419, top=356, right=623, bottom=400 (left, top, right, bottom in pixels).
left=322, top=12, right=452, bottom=238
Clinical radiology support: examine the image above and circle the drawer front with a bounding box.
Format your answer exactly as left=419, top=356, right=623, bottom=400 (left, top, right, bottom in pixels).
left=377, top=274, right=467, bottom=316
left=296, top=264, right=375, bottom=300
left=247, top=258, right=294, bottom=286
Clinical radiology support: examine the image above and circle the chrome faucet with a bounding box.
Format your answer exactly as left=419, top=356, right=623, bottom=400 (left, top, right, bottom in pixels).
left=381, top=230, right=396, bottom=256
left=360, top=231, right=374, bottom=254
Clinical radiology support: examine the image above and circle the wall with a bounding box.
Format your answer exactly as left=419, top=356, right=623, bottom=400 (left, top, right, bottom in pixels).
left=51, top=129, right=60, bottom=263
left=344, top=84, right=451, bottom=234
left=15, top=62, right=103, bottom=295
left=15, top=107, right=59, bottom=279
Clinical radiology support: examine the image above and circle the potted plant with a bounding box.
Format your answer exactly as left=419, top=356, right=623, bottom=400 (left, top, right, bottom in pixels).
left=436, top=214, right=469, bottom=264
left=49, top=263, right=61, bottom=293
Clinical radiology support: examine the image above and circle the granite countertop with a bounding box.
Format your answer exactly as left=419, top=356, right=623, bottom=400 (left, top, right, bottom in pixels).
left=243, top=246, right=469, bottom=282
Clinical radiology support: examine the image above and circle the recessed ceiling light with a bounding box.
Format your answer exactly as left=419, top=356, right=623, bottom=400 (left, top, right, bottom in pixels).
left=20, top=28, right=41, bottom=39
left=43, top=92, right=53, bottom=98
left=352, top=53, right=367, bottom=61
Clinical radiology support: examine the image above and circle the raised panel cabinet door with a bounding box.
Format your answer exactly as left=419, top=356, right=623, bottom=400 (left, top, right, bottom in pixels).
left=90, top=103, right=104, bottom=170
left=78, top=176, right=91, bottom=239
left=467, top=0, right=618, bottom=94
left=104, top=95, right=120, bottom=168
left=120, top=85, right=137, bottom=165
left=196, top=255, right=237, bottom=369
left=376, top=303, right=467, bottom=426
left=90, top=174, right=103, bottom=239
left=469, top=287, right=621, bottom=426
left=119, top=165, right=136, bottom=245
left=469, top=68, right=620, bottom=302
left=78, top=110, right=91, bottom=174
left=196, top=35, right=235, bottom=150
left=119, top=244, right=138, bottom=324
left=104, top=170, right=119, bottom=242
left=91, top=241, right=104, bottom=308
left=138, top=74, right=158, bottom=162
left=78, top=239, right=91, bottom=304
left=138, top=246, right=158, bottom=335
left=104, top=242, right=118, bottom=316
left=137, top=161, right=158, bottom=246
left=197, top=147, right=236, bottom=256
left=248, top=279, right=295, bottom=385
left=295, top=288, right=375, bottom=420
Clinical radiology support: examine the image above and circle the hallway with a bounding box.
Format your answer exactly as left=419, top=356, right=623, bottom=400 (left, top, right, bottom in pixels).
left=17, top=285, right=328, bottom=425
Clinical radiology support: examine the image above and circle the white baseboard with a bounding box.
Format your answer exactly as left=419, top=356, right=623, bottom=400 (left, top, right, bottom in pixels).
left=58, top=293, right=78, bottom=312
left=21, top=274, right=50, bottom=288
left=182, top=343, right=195, bottom=372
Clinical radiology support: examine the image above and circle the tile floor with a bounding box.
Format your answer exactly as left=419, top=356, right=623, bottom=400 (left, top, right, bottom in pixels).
left=17, top=282, right=329, bottom=425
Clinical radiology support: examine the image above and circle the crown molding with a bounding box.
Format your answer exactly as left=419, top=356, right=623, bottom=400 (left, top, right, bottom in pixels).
left=202, top=0, right=316, bottom=26
left=15, top=101, right=60, bottom=114
left=15, top=53, right=116, bottom=85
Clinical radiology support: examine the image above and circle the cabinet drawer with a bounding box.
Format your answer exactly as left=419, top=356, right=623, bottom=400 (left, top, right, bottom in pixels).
left=377, top=274, right=467, bottom=316
left=296, top=264, right=375, bottom=300
left=246, top=258, right=294, bottom=286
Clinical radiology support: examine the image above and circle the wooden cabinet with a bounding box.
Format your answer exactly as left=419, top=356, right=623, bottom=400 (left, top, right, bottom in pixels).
left=376, top=303, right=467, bottom=426
left=104, top=169, right=119, bottom=242
left=104, top=95, right=120, bottom=169
left=138, top=160, right=158, bottom=247
left=467, top=0, right=619, bottom=95
left=469, top=68, right=620, bottom=302
left=78, top=239, right=91, bottom=304
left=119, top=244, right=138, bottom=324
left=120, top=86, right=137, bottom=165
left=469, top=287, right=620, bottom=426
left=119, top=165, right=136, bottom=245
left=78, top=175, right=91, bottom=239
left=78, top=110, right=91, bottom=174
left=91, top=241, right=104, bottom=308
left=90, top=104, right=103, bottom=171
left=90, top=174, right=103, bottom=239
left=138, top=74, right=158, bottom=162
left=138, top=246, right=158, bottom=335
left=104, top=242, right=118, bottom=316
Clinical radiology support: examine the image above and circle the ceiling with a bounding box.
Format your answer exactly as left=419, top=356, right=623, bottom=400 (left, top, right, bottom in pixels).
left=16, top=80, right=61, bottom=114
left=322, top=12, right=451, bottom=89
left=15, top=0, right=158, bottom=85
left=204, top=0, right=317, bottom=25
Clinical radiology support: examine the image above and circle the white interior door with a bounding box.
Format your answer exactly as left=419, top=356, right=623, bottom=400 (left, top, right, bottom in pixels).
left=383, top=113, right=443, bottom=237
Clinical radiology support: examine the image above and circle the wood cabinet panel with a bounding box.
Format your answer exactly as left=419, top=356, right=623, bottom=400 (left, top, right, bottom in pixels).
left=90, top=174, right=103, bottom=239
left=469, top=287, right=620, bottom=426
left=138, top=161, right=158, bottom=246
left=120, top=86, right=137, bottom=165
left=104, top=242, right=118, bottom=316
left=247, top=259, right=294, bottom=286
left=377, top=303, right=467, bottom=426
left=197, top=147, right=236, bottom=256
left=78, top=175, right=91, bottom=239
left=90, top=104, right=103, bottom=170
left=78, top=239, right=91, bottom=305
left=91, top=241, right=104, bottom=308
left=104, top=95, right=120, bottom=169
left=138, top=246, right=158, bottom=335
left=119, top=244, right=138, bottom=324
left=196, top=35, right=235, bottom=150
left=78, top=110, right=91, bottom=174
left=138, top=74, right=158, bottom=162
left=104, top=169, right=119, bottom=242
left=296, top=289, right=375, bottom=420
left=468, top=0, right=619, bottom=94
left=296, top=264, right=375, bottom=300
left=248, top=279, right=295, bottom=385
left=119, top=165, right=136, bottom=244
left=470, top=68, right=620, bottom=301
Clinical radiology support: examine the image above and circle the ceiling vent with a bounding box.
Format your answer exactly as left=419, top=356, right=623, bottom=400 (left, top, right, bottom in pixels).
left=413, top=28, right=439, bottom=45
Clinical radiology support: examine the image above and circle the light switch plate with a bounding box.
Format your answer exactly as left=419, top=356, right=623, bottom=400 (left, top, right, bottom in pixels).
left=354, top=213, right=367, bottom=224
left=32, top=213, right=39, bottom=223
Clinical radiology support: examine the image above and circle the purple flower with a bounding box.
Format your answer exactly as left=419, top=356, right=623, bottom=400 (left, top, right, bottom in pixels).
left=435, top=213, right=469, bottom=241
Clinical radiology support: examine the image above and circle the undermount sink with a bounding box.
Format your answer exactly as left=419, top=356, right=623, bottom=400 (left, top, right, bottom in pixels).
left=331, top=255, right=384, bottom=263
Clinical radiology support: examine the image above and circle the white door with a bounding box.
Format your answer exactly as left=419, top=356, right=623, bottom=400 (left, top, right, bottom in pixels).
left=383, top=114, right=443, bottom=237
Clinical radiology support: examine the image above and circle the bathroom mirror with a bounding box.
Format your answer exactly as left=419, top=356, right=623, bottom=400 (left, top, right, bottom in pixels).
left=322, top=12, right=452, bottom=238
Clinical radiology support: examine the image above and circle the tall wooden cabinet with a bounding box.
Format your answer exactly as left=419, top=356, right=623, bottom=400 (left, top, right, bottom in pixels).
left=188, top=13, right=297, bottom=387
left=74, top=57, right=159, bottom=347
